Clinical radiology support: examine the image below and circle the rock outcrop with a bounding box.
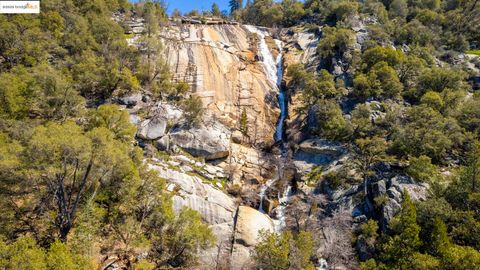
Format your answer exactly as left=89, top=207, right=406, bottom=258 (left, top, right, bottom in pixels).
left=159, top=24, right=280, bottom=146
left=148, top=160, right=237, bottom=268
left=281, top=26, right=320, bottom=69
left=137, top=117, right=167, bottom=140
left=159, top=121, right=231, bottom=160
left=230, top=206, right=275, bottom=269
left=218, top=143, right=277, bottom=184
left=234, top=206, right=274, bottom=247
left=149, top=162, right=236, bottom=223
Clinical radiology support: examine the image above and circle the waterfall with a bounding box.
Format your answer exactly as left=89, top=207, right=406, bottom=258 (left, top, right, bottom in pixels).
left=244, top=26, right=280, bottom=85
left=274, top=39, right=286, bottom=143
left=273, top=185, right=292, bottom=231
left=258, top=178, right=275, bottom=213
left=246, top=25, right=291, bottom=232
left=245, top=25, right=286, bottom=143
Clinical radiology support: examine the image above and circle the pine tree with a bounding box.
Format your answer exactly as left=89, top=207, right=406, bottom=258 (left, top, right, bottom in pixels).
left=395, top=191, right=421, bottom=253
left=381, top=191, right=422, bottom=266
left=229, top=0, right=243, bottom=14
left=430, top=217, right=450, bottom=257
left=240, top=108, right=248, bottom=135
left=211, top=3, right=221, bottom=17
left=464, top=141, right=480, bottom=192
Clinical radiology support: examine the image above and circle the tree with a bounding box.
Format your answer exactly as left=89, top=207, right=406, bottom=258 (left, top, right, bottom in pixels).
left=252, top=230, right=290, bottom=269
left=136, top=2, right=172, bottom=97
left=406, top=155, right=439, bottom=183
left=148, top=207, right=215, bottom=268
left=281, top=0, right=305, bottom=26
left=357, top=219, right=379, bottom=261
left=361, top=46, right=406, bottom=71
left=229, top=0, right=243, bottom=14
left=0, top=105, right=139, bottom=243
left=181, top=95, right=204, bottom=126
left=317, top=27, right=355, bottom=70
left=458, top=95, right=480, bottom=135
left=0, top=236, right=47, bottom=270
left=30, top=65, right=85, bottom=121
left=350, top=103, right=375, bottom=138
left=420, top=91, right=444, bottom=110
left=313, top=99, right=350, bottom=140
left=242, top=0, right=284, bottom=26
left=429, top=217, right=450, bottom=257
left=353, top=136, right=389, bottom=178
left=354, top=61, right=404, bottom=99
left=415, top=67, right=466, bottom=100
left=32, top=122, right=137, bottom=241
left=87, top=104, right=136, bottom=142
left=0, top=67, right=32, bottom=119
left=463, top=141, right=480, bottom=193
left=321, top=210, right=358, bottom=269
left=211, top=3, right=221, bottom=17
left=252, top=230, right=315, bottom=270
left=46, top=240, right=94, bottom=270
left=381, top=191, right=422, bottom=267
left=442, top=244, right=480, bottom=270
left=240, top=108, right=249, bottom=135
left=389, top=0, right=408, bottom=18
left=0, top=236, right=93, bottom=270
left=391, top=106, right=464, bottom=161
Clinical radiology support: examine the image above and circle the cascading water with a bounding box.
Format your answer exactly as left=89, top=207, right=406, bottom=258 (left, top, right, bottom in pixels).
left=245, top=26, right=286, bottom=144
left=246, top=25, right=292, bottom=232
left=273, top=39, right=286, bottom=144
left=258, top=178, right=275, bottom=213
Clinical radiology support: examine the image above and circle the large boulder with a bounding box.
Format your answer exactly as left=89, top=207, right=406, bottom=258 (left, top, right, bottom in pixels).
left=294, top=139, right=346, bottom=167
left=150, top=166, right=236, bottom=224
left=234, top=206, right=274, bottom=247
left=150, top=102, right=183, bottom=122
left=367, top=175, right=430, bottom=230
left=137, top=117, right=167, bottom=140
left=136, top=102, right=184, bottom=141
left=230, top=244, right=254, bottom=270
left=163, top=122, right=231, bottom=160
left=149, top=164, right=238, bottom=269
left=116, top=93, right=142, bottom=108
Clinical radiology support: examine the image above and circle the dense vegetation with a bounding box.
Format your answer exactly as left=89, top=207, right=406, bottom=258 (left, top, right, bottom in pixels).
left=0, top=1, right=213, bottom=269
left=226, top=0, right=480, bottom=269
left=0, top=0, right=479, bottom=269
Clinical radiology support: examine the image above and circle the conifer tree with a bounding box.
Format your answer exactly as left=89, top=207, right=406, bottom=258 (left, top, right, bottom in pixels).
left=229, top=0, right=243, bottom=14
left=381, top=191, right=421, bottom=266
left=240, top=108, right=248, bottom=135
left=430, top=217, right=450, bottom=257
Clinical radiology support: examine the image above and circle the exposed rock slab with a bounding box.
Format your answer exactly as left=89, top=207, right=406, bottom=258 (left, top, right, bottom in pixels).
left=137, top=117, right=167, bottom=140
left=159, top=24, right=279, bottom=145
left=149, top=165, right=236, bottom=224
left=234, top=206, right=274, bottom=247
left=161, top=122, right=231, bottom=160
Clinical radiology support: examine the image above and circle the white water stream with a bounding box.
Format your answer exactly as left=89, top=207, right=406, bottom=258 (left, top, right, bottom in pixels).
left=246, top=25, right=292, bottom=232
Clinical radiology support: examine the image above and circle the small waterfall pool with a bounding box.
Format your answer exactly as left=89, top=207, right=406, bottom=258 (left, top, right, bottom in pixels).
left=246, top=25, right=291, bottom=232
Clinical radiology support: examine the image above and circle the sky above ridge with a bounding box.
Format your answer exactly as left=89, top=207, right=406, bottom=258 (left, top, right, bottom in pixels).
left=130, top=0, right=231, bottom=14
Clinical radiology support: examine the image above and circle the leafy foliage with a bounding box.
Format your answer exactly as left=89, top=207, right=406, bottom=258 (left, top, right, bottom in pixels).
left=252, top=230, right=315, bottom=270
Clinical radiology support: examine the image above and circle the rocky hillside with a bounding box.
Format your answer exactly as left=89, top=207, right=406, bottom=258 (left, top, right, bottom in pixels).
left=1, top=1, right=479, bottom=269
left=160, top=24, right=280, bottom=146
left=124, top=16, right=480, bottom=268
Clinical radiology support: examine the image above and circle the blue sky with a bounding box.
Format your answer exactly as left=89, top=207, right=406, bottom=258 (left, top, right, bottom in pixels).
left=130, top=0, right=231, bottom=14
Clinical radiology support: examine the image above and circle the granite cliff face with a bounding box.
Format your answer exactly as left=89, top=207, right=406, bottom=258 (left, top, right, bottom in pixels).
left=122, top=20, right=430, bottom=270
left=159, top=24, right=280, bottom=146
